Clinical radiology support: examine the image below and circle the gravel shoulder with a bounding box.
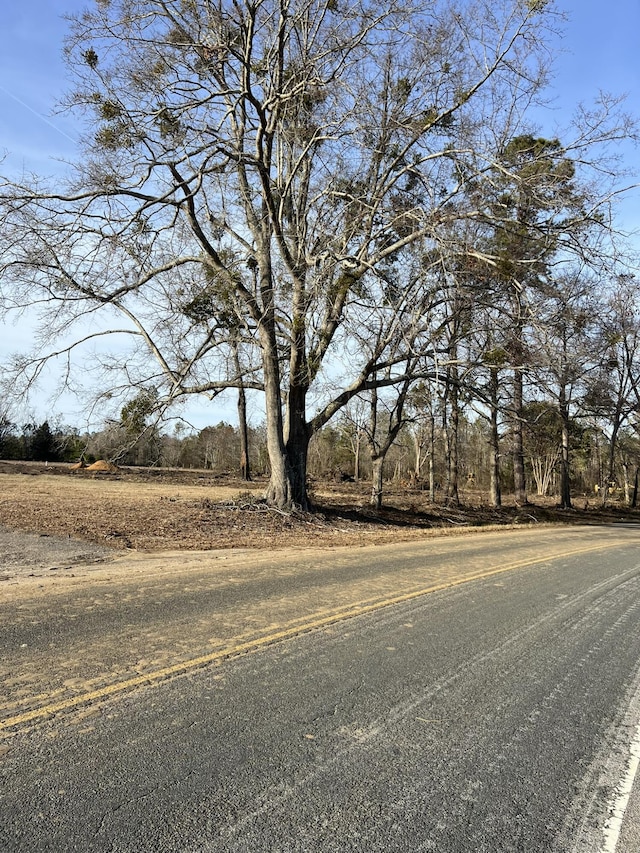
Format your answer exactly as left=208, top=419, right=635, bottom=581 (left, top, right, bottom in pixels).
left=0, top=527, right=115, bottom=582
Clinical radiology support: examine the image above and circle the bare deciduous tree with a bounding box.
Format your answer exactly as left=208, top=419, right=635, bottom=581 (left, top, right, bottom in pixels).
left=0, top=0, right=621, bottom=508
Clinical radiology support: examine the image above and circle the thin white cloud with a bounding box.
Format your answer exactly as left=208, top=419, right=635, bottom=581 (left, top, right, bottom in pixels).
left=0, top=84, right=78, bottom=145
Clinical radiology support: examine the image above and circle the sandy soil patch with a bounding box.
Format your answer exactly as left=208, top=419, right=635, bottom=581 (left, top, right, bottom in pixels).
left=0, top=460, right=636, bottom=576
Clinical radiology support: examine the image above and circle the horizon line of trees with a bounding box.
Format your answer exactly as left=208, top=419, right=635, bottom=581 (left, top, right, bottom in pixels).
left=2, top=382, right=639, bottom=509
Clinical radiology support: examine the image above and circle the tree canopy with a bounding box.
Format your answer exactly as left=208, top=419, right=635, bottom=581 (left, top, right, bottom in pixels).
left=0, top=0, right=637, bottom=508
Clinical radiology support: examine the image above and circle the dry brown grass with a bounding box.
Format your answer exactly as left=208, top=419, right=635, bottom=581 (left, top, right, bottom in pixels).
left=0, top=460, right=636, bottom=552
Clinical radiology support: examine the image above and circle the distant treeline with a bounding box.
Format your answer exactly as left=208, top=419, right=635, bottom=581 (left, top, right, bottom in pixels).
left=1, top=408, right=637, bottom=507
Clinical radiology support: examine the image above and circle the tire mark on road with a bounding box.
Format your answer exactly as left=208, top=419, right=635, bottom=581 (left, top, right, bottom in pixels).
left=0, top=540, right=628, bottom=734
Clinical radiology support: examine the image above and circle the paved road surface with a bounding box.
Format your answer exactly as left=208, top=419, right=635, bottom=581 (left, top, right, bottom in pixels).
left=2, top=525, right=640, bottom=851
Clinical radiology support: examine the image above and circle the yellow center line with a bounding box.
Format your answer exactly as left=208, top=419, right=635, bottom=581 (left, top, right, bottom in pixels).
left=0, top=540, right=627, bottom=732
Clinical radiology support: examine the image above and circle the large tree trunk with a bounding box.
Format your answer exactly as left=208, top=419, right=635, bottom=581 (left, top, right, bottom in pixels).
left=489, top=366, right=502, bottom=508
left=412, top=429, right=423, bottom=479
left=558, top=391, right=572, bottom=509
left=367, top=385, right=384, bottom=509
left=428, top=414, right=436, bottom=502
left=444, top=416, right=459, bottom=506
left=512, top=366, right=527, bottom=507
left=607, top=417, right=621, bottom=488
left=260, top=316, right=303, bottom=509
left=232, top=340, right=251, bottom=481
left=508, top=299, right=528, bottom=508
left=279, top=275, right=313, bottom=510
left=370, top=455, right=385, bottom=509
left=237, top=384, right=251, bottom=481
left=284, top=383, right=311, bottom=509
left=444, top=373, right=459, bottom=507
left=259, top=256, right=311, bottom=509
left=622, top=459, right=631, bottom=506
left=263, top=376, right=293, bottom=507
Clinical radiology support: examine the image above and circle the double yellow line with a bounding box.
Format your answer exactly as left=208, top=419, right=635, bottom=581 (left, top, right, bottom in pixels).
left=0, top=541, right=623, bottom=732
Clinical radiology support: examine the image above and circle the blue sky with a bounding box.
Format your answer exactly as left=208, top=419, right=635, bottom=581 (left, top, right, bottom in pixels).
left=1, top=0, right=640, bottom=430
left=1, top=2, right=79, bottom=174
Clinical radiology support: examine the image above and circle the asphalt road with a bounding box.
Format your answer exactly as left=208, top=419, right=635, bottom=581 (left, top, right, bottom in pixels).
left=2, top=527, right=640, bottom=851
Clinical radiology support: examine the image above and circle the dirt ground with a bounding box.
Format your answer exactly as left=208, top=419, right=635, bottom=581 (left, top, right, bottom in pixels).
left=1, top=460, right=637, bottom=567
